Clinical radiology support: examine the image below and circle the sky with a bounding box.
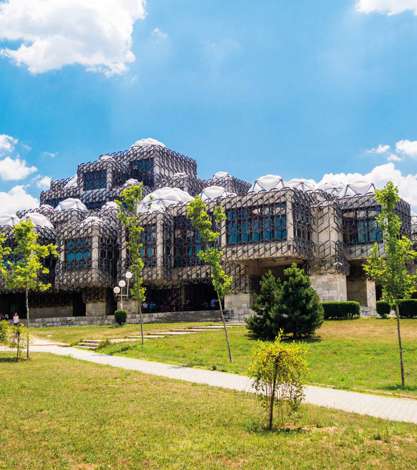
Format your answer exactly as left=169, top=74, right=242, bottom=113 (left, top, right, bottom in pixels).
left=2, top=0, right=417, bottom=212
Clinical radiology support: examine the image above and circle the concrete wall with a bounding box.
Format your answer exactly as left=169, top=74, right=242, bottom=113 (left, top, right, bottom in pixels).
left=310, top=272, right=347, bottom=302
left=85, top=301, right=106, bottom=317
left=225, top=293, right=253, bottom=320
left=347, top=276, right=376, bottom=311
left=31, top=306, right=73, bottom=319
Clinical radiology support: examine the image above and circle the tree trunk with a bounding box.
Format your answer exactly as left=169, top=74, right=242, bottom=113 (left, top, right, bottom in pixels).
left=25, top=287, right=30, bottom=360
left=138, top=300, right=144, bottom=346
left=394, top=303, right=405, bottom=388
left=16, top=330, right=20, bottom=362
left=217, top=293, right=232, bottom=362
left=268, top=362, right=279, bottom=430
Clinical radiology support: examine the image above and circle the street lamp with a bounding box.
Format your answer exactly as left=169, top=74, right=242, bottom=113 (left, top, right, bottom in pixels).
left=114, top=272, right=133, bottom=310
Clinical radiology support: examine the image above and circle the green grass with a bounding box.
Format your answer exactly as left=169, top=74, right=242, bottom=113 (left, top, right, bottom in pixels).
left=95, top=319, right=417, bottom=398
left=1, top=353, right=417, bottom=469
left=34, top=321, right=217, bottom=345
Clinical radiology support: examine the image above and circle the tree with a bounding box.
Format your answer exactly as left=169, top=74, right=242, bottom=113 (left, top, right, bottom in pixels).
left=187, top=196, right=233, bottom=362
left=246, top=271, right=282, bottom=340
left=0, top=230, right=11, bottom=282
left=116, top=184, right=146, bottom=345
left=249, top=335, right=307, bottom=430
left=247, top=265, right=323, bottom=340
left=8, top=219, right=57, bottom=359
left=364, top=181, right=417, bottom=388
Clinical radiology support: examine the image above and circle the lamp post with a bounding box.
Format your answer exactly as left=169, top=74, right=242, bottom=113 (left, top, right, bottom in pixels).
left=113, top=271, right=133, bottom=310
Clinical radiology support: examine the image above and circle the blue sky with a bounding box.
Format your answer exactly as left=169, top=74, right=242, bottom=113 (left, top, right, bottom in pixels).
left=2, top=0, right=417, bottom=211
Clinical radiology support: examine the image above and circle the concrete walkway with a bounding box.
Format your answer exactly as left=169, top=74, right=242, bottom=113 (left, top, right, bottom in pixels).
left=3, top=340, right=417, bottom=425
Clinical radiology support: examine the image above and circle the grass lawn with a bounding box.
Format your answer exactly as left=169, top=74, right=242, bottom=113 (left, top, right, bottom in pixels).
left=34, top=321, right=218, bottom=345
left=94, top=318, right=417, bottom=398
left=1, top=353, right=417, bottom=469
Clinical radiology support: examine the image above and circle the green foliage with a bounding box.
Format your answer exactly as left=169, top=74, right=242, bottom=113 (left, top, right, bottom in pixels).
left=116, top=184, right=146, bottom=305
left=8, top=323, right=28, bottom=361
left=246, top=271, right=282, bottom=341
left=248, top=335, right=307, bottom=429
left=186, top=196, right=232, bottom=299
left=247, top=265, right=323, bottom=340
left=0, top=320, right=10, bottom=343
left=397, top=300, right=417, bottom=319
left=7, top=219, right=57, bottom=293
left=364, top=182, right=417, bottom=307
left=114, top=309, right=127, bottom=325
left=0, top=230, right=11, bottom=282
left=322, top=301, right=361, bottom=320
left=376, top=301, right=391, bottom=319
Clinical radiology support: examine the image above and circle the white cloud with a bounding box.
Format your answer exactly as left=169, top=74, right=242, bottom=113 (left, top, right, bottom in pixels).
left=0, top=156, right=37, bottom=181
left=356, top=0, right=417, bottom=15
left=35, top=175, right=51, bottom=190
left=152, top=28, right=168, bottom=41
left=395, top=139, right=417, bottom=157
left=0, top=134, right=18, bottom=155
left=367, top=144, right=390, bottom=154
left=387, top=153, right=402, bottom=162
left=316, top=163, right=417, bottom=211
left=0, top=0, right=146, bottom=76
left=42, top=151, right=58, bottom=159
left=0, top=186, right=38, bottom=215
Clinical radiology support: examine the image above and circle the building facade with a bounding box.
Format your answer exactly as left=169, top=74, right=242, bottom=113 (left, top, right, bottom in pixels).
left=0, top=138, right=412, bottom=321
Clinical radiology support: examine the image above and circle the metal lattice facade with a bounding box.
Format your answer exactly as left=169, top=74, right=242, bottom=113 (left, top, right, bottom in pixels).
left=0, top=140, right=412, bottom=319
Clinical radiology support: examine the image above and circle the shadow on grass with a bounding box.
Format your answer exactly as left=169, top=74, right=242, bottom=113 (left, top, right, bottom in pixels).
left=245, top=420, right=308, bottom=435
left=382, top=384, right=417, bottom=393
left=0, top=356, right=19, bottom=363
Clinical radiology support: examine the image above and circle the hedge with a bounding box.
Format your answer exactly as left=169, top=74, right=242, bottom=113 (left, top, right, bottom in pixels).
left=114, top=309, right=127, bottom=325
left=398, top=300, right=417, bottom=319
left=321, top=301, right=360, bottom=320
left=376, top=301, right=391, bottom=319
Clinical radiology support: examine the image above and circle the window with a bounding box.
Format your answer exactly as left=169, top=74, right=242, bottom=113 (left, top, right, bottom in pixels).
left=99, top=238, right=117, bottom=275
left=140, top=224, right=157, bottom=267
left=83, top=170, right=107, bottom=191
left=130, top=159, right=154, bottom=186
left=65, top=238, right=92, bottom=271
left=226, top=203, right=287, bottom=245
left=343, top=207, right=382, bottom=245
left=173, top=216, right=204, bottom=267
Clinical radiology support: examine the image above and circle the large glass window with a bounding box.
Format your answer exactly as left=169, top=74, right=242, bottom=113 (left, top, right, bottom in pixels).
left=343, top=207, right=382, bottom=245
left=65, top=238, right=92, bottom=271
left=130, top=159, right=154, bottom=187
left=83, top=170, right=107, bottom=191
left=173, top=216, right=203, bottom=267
left=226, top=203, right=287, bottom=245
left=140, top=224, right=157, bottom=267
left=99, top=238, right=117, bottom=276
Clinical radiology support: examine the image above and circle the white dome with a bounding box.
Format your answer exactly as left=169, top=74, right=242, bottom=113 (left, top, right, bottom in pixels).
left=56, top=198, right=88, bottom=212
left=80, top=216, right=102, bottom=227
left=286, top=178, right=316, bottom=191
left=138, top=187, right=193, bottom=213
left=200, top=186, right=236, bottom=201
left=0, top=214, right=20, bottom=227
left=101, top=201, right=118, bottom=211
left=131, top=138, right=166, bottom=148
left=249, top=175, right=285, bottom=193
left=100, top=154, right=114, bottom=161
left=343, top=182, right=375, bottom=197
left=64, top=175, right=78, bottom=189
left=23, top=213, right=54, bottom=229
left=213, top=171, right=230, bottom=179
left=124, top=178, right=140, bottom=186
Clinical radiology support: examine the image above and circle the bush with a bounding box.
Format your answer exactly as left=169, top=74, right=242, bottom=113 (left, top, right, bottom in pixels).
left=322, top=301, right=360, bottom=320
left=114, top=310, right=127, bottom=325
left=248, top=335, right=307, bottom=430
left=376, top=301, right=391, bottom=319
left=0, top=320, right=10, bottom=343
left=397, top=300, right=417, bottom=319
left=246, top=264, right=324, bottom=339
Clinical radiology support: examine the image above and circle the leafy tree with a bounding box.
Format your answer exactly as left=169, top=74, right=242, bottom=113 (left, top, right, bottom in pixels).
left=0, top=320, right=10, bottom=343
left=9, top=323, right=28, bottom=362
left=116, top=184, right=146, bottom=345
left=187, top=196, right=233, bottom=362
left=247, top=265, right=323, bottom=340
left=364, top=181, right=417, bottom=388
left=7, top=219, right=57, bottom=359
left=0, top=230, right=11, bottom=282
left=246, top=271, right=282, bottom=340
left=249, top=335, right=307, bottom=430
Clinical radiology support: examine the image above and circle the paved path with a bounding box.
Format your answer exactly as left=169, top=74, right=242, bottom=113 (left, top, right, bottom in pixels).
left=2, top=340, right=417, bottom=425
